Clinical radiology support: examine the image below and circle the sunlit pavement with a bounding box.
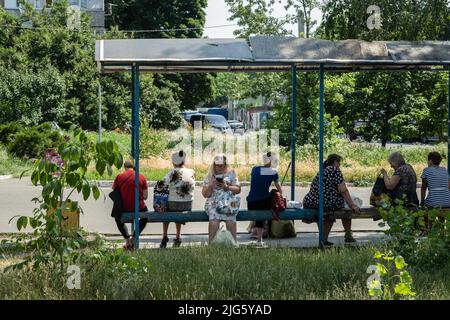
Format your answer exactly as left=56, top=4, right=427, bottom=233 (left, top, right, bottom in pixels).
left=103, top=231, right=386, bottom=249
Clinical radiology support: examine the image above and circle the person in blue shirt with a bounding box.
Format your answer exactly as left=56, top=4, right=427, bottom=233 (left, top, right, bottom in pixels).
left=247, top=152, right=283, bottom=247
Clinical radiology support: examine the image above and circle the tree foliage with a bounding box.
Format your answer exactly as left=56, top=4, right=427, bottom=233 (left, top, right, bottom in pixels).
left=105, top=0, right=214, bottom=111
left=320, top=0, right=450, bottom=146
left=0, top=0, right=210, bottom=130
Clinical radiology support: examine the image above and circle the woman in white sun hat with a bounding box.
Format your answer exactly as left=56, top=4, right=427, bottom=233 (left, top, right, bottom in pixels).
left=160, top=150, right=195, bottom=248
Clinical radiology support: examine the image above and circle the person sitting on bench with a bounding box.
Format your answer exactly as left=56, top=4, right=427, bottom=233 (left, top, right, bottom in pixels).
left=303, top=154, right=360, bottom=246
left=247, top=151, right=282, bottom=247
left=160, top=150, right=195, bottom=248
left=112, top=160, right=149, bottom=249
left=381, top=152, right=419, bottom=207
left=420, top=152, right=450, bottom=208
left=202, top=154, right=241, bottom=243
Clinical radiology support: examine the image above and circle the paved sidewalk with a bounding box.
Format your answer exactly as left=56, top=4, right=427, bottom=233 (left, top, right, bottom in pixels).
left=105, top=230, right=386, bottom=249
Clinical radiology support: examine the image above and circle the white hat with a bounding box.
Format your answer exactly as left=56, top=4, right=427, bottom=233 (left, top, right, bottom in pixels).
left=262, top=151, right=275, bottom=165
left=172, top=150, right=186, bottom=165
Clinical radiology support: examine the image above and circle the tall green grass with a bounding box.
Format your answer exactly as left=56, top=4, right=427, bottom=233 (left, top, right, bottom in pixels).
left=1, top=246, right=449, bottom=299
left=0, top=145, right=32, bottom=177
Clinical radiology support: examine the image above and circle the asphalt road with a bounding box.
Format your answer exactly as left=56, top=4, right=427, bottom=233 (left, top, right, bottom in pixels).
left=0, top=178, right=396, bottom=236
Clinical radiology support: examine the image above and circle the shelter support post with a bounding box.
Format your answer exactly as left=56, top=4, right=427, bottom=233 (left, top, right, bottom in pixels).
left=291, top=65, right=297, bottom=200
left=448, top=70, right=450, bottom=175
left=318, top=64, right=325, bottom=248
left=132, top=64, right=141, bottom=249
left=131, top=67, right=136, bottom=159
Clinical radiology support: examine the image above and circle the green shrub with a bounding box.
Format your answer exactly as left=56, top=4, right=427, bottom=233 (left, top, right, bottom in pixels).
left=140, top=119, right=169, bottom=158
left=378, top=201, right=450, bottom=268
left=7, top=126, right=64, bottom=159
left=0, top=121, right=22, bottom=145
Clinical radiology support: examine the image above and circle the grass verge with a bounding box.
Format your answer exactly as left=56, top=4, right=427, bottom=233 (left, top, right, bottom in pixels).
left=0, top=245, right=449, bottom=299
left=0, top=145, right=32, bottom=177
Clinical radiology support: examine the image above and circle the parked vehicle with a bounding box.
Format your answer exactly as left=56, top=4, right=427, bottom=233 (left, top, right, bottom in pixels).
left=180, top=110, right=201, bottom=122
left=227, top=120, right=245, bottom=135
left=189, top=114, right=233, bottom=134
left=206, top=107, right=228, bottom=119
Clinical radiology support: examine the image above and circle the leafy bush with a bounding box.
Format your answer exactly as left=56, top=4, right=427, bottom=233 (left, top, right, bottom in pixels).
left=378, top=200, right=450, bottom=268
left=367, top=251, right=416, bottom=300
left=8, top=127, right=124, bottom=271
left=140, top=119, right=169, bottom=158
left=0, top=121, right=22, bottom=145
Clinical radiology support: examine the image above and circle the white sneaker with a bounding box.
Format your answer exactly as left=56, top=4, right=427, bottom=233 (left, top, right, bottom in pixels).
left=256, top=240, right=267, bottom=248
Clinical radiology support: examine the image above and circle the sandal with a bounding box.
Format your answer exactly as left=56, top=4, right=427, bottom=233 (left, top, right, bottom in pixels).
left=173, top=238, right=182, bottom=248
left=160, top=236, right=169, bottom=248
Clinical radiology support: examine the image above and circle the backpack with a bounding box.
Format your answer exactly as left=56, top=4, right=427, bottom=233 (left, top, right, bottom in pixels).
left=153, top=181, right=169, bottom=213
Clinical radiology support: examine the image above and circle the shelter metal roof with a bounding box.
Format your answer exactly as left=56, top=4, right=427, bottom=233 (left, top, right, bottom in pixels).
left=95, top=36, right=450, bottom=74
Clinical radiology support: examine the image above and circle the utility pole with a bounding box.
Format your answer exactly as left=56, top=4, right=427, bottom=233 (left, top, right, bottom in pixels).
left=298, top=9, right=305, bottom=38
left=98, top=84, right=102, bottom=142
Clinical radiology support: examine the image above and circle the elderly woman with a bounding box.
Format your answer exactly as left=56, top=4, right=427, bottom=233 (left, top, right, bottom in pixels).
left=303, top=154, right=360, bottom=246
left=160, top=150, right=195, bottom=248
left=381, top=152, right=419, bottom=206
left=202, top=154, right=241, bottom=242
left=420, top=152, right=450, bottom=208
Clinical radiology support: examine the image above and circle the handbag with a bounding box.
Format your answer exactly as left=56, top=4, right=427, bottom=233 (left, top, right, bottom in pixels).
left=269, top=162, right=296, bottom=238
left=205, top=189, right=241, bottom=217
left=153, top=181, right=169, bottom=213
left=109, top=172, right=134, bottom=218
left=370, top=175, right=388, bottom=206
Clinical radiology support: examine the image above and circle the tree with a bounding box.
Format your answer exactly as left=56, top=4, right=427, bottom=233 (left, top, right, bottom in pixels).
left=105, top=0, right=214, bottom=111
left=285, top=0, right=322, bottom=38
left=225, top=0, right=291, bottom=37
left=319, top=0, right=450, bottom=145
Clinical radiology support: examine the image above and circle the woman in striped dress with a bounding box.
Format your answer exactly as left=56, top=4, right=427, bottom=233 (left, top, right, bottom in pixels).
left=420, top=152, right=450, bottom=208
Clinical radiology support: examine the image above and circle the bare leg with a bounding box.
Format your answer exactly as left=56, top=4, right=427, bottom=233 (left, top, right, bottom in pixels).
left=162, top=222, right=169, bottom=238
left=225, top=221, right=237, bottom=241
left=209, top=220, right=220, bottom=243
left=342, top=218, right=352, bottom=233
left=323, top=218, right=334, bottom=242
left=175, top=223, right=182, bottom=239
left=256, top=228, right=263, bottom=242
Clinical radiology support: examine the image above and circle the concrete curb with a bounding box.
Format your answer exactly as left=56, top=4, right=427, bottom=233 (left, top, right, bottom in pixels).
left=0, top=175, right=13, bottom=181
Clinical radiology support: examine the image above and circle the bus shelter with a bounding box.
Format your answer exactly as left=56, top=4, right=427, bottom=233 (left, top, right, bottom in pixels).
left=95, top=36, right=450, bottom=248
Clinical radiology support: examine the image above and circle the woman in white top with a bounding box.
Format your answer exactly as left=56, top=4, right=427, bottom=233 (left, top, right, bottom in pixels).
left=160, top=150, right=195, bottom=248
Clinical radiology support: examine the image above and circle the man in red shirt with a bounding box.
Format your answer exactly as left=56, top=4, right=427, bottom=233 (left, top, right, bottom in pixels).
left=112, top=160, right=149, bottom=249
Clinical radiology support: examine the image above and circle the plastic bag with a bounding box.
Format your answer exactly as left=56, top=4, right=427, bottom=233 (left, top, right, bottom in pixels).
left=210, top=226, right=238, bottom=247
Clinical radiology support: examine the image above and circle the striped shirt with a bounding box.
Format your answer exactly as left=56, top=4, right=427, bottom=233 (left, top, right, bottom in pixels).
left=421, top=166, right=450, bottom=207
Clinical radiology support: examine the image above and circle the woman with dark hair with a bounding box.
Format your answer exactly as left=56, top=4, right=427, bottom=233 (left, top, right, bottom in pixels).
left=420, top=152, right=450, bottom=208
left=381, top=152, right=419, bottom=206
left=303, top=154, right=360, bottom=246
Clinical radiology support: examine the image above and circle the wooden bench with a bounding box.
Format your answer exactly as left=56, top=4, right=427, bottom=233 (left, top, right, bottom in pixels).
left=121, top=207, right=383, bottom=223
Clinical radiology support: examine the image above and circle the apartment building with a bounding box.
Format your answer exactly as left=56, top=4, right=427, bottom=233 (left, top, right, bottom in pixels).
left=0, top=0, right=105, bottom=32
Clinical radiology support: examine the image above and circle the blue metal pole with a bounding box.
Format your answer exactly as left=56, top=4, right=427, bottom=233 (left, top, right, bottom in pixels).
left=130, top=67, right=136, bottom=236
left=318, top=64, right=325, bottom=248
left=448, top=70, right=450, bottom=175
left=291, top=65, right=297, bottom=201
left=131, top=67, right=136, bottom=159
left=132, top=64, right=141, bottom=249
